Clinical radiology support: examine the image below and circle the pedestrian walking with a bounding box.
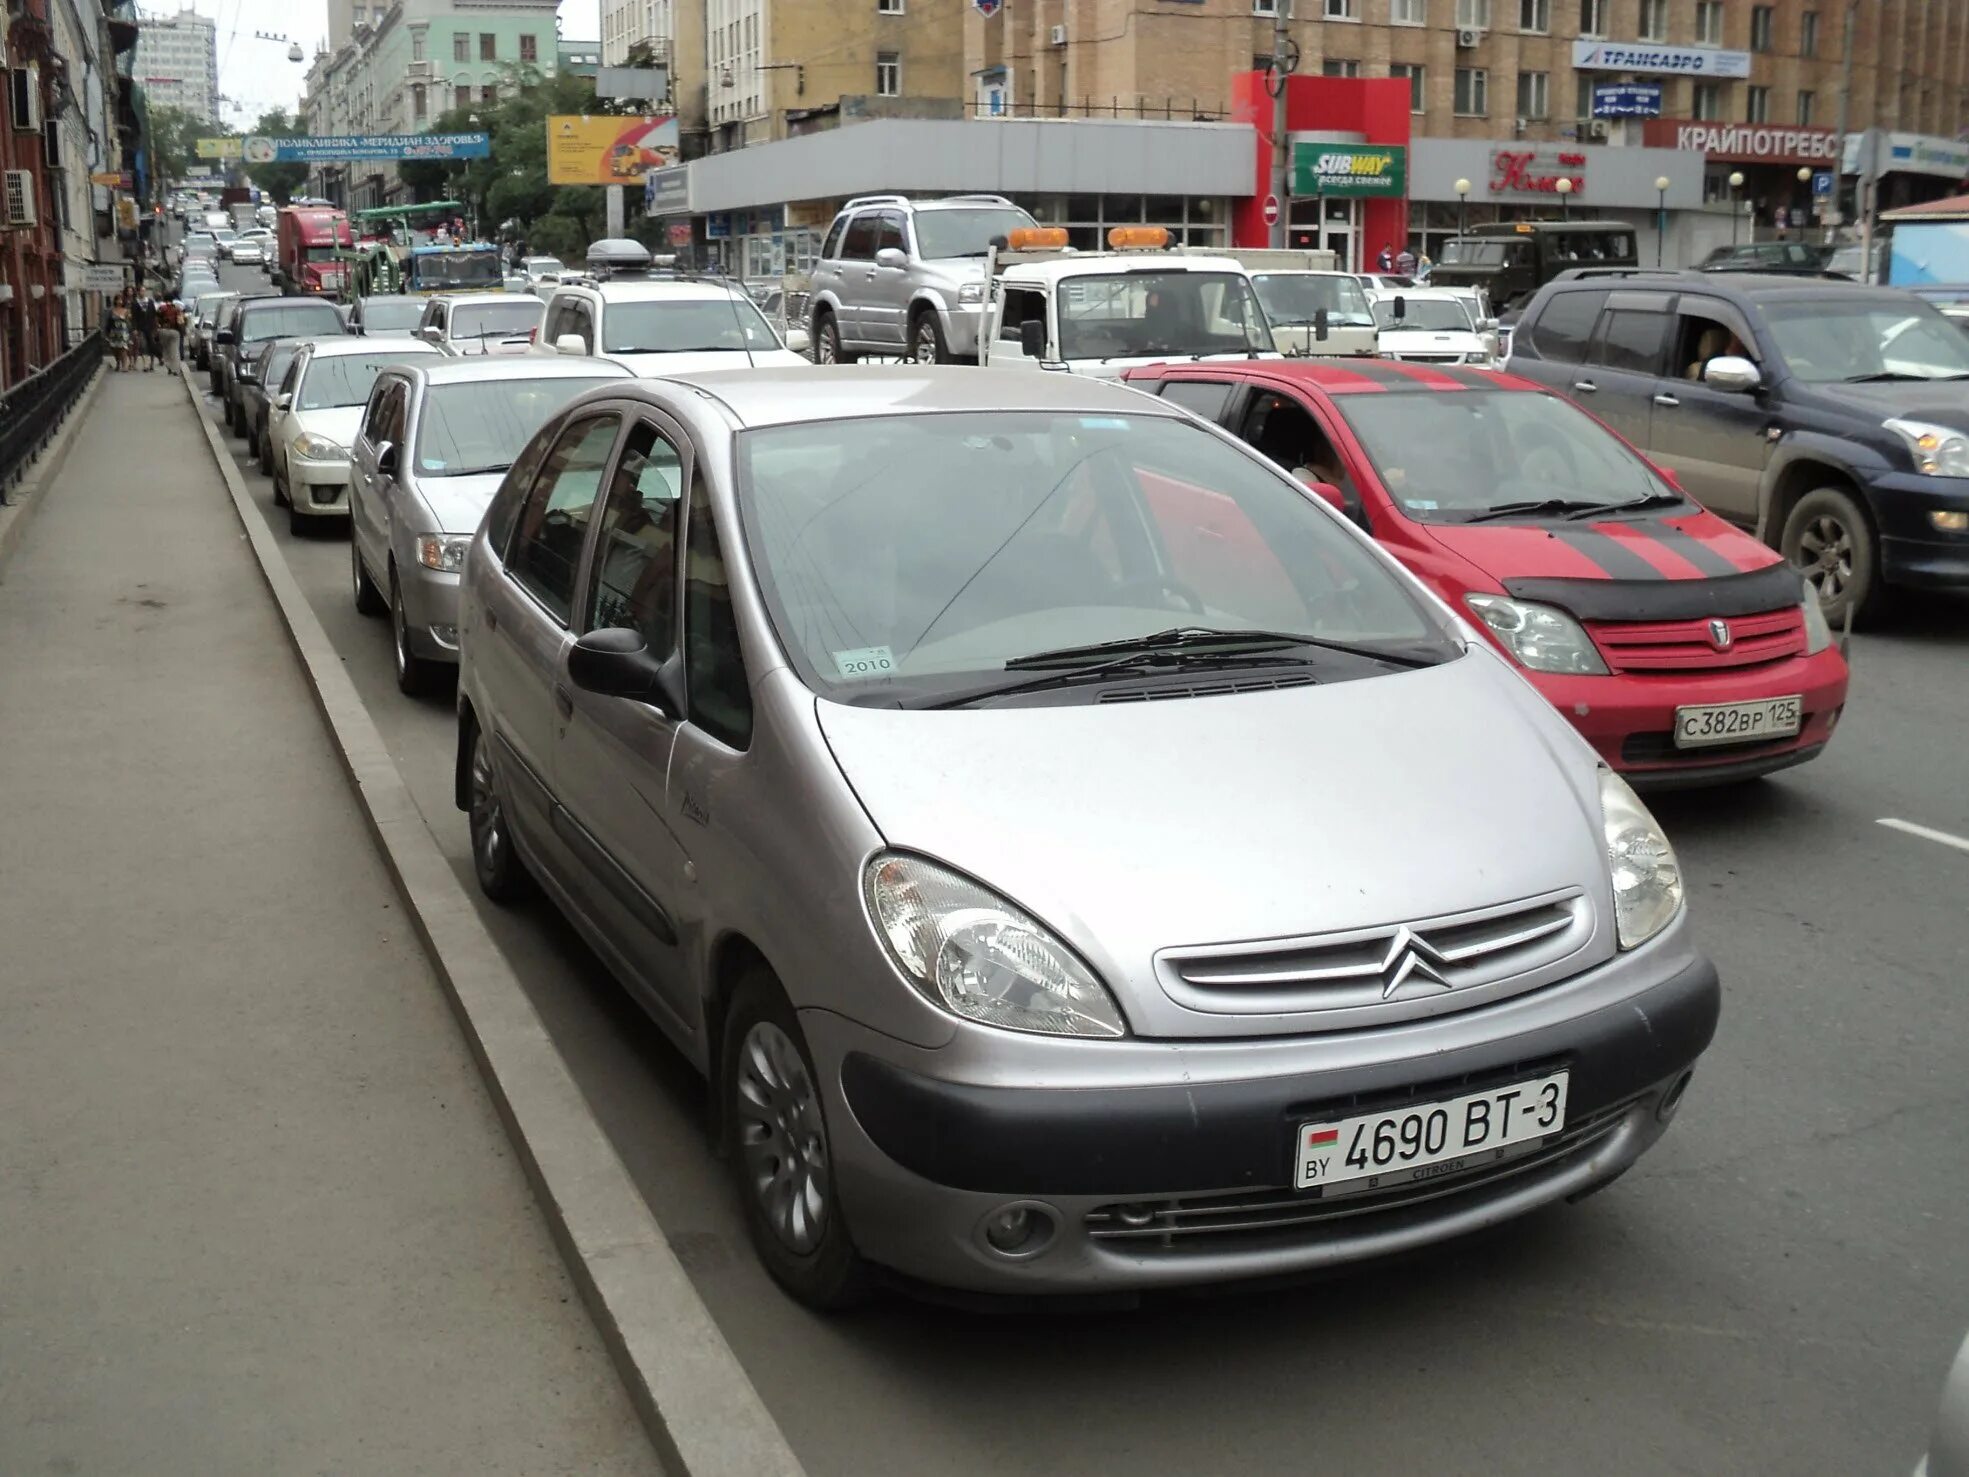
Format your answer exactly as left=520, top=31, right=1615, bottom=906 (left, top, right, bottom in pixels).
left=133, top=289, right=162, bottom=372
left=1395, top=244, right=1418, bottom=276
left=105, top=291, right=133, bottom=372
left=158, top=296, right=185, bottom=370
left=1377, top=242, right=1395, bottom=271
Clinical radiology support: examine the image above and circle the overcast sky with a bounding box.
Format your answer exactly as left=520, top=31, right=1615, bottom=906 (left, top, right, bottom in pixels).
left=182, top=0, right=601, bottom=127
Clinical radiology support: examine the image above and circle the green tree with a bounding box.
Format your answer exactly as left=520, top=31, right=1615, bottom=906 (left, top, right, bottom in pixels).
left=144, top=101, right=209, bottom=192
left=241, top=108, right=311, bottom=204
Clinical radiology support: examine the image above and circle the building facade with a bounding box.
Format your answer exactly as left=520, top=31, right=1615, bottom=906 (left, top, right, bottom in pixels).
left=132, top=6, right=215, bottom=124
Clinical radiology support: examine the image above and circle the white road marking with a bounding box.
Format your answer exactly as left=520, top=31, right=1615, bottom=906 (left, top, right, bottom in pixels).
left=1877, top=818, right=1969, bottom=855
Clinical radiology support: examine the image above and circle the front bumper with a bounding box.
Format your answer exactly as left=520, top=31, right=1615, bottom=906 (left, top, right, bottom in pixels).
left=815, top=938, right=1718, bottom=1295
left=937, top=301, right=985, bottom=358
left=287, top=455, right=351, bottom=516
left=1527, top=648, right=1848, bottom=788
left=399, top=562, right=462, bottom=663
left=1870, top=471, right=1969, bottom=592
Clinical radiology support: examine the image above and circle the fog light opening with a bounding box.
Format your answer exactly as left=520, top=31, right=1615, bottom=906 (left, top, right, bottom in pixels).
left=310, top=485, right=341, bottom=506
left=978, top=1201, right=1057, bottom=1259
left=1928, top=509, right=1969, bottom=533
left=1657, top=1070, right=1694, bottom=1122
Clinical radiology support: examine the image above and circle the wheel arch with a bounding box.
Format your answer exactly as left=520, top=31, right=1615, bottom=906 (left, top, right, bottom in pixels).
left=1758, top=443, right=1874, bottom=546
left=701, top=930, right=778, bottom=1143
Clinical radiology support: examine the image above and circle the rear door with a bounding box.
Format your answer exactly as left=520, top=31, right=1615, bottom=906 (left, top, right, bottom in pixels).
left=864, top=210, right=912, bottom=349
left=1652, top=293, right=1770, bottom=523
left=834, top=212, right=879, bottom=345
left=1573, top=289, right=1673, bottom=451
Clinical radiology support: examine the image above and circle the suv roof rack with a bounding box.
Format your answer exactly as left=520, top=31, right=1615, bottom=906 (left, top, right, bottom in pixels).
left=1548, top=267, right=1690, bottom=283
left=933, top=193, right=1016, bottom=207
left=840, top=194, right=909, bottom=210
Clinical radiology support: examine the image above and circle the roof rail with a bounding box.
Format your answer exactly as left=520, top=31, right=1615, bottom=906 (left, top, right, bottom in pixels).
left=935, top=193, right=1016, bottom=206
left=1548, top=267, right=1689, bottom=283
left=840, top=194, right=909, bottom=210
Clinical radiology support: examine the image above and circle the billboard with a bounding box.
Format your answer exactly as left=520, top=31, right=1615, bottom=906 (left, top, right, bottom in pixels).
left=546, top=115, right=679, bottom=185
left=242, top=133, right=490, bottom=163
left=1571, top=40, right=1750, bottom=77
left=195, top=137, right=243, bottom=159
left=1291, top=141, right=1405, bottom=199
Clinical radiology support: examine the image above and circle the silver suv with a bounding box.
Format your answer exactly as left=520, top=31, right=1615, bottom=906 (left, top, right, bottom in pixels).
left=807, top=193, right=1035, bottom=364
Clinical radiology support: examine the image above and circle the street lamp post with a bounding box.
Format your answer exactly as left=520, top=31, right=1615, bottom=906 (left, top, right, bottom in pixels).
left=1729, top=170, right=1746, bottom=246
left=1555, top=175, right=1573, bottom=222
left=1454, top=176, right=1471, bottom=241
left=1655, top=174, right=1670, bottom=267
left=1796, top=164, right=1813, bottom=237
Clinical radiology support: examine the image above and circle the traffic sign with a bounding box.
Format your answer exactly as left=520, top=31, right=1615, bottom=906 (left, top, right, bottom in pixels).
left=1812, top=169, right=1834, bottom=197
left=1262, top=193, right=1280, bottom=226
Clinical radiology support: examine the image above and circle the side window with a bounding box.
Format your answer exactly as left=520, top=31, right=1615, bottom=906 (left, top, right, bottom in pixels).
left=1670, top=298, right=1758, bottom=381
left=507, top=415, right=621, bottom=624
left=278, top=353, right=304, bottom=396
left=998, top=286, right=1046, bottom=342
left=1528, top=289, right=1605, bottom=364
left=1238, top=391, right=1346, bottom=486
left=1590, top=308, right=1669, bottom=375
left=572, top=301, right=597, bottom=352
left=1157, top=379, right=1234, bottom=422
left=485, top=419, right=564, bottom=560
left=542, top=298, right=571, bottom=345
left=377, top=381, right=407, bottom=445
left=584, top=419, right=685, bottom=654
left=875, top=211, right=907, bottom=255
left=841, top=213, right=877, bottom=261
left=360, top=375, right=396, bottom=444
left=683, top=473, right=752, bottom=750
left=820, top=216, right=848, bottom=261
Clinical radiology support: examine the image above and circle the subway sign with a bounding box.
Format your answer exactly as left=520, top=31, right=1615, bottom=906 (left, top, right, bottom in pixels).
left=1292, top=141, right=1406, bottom=199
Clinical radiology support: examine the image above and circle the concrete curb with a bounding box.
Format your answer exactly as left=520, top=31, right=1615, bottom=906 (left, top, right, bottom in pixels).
left=176, top=366, right=807, bottom=1477
left=0, top=365, right=107, bottom=579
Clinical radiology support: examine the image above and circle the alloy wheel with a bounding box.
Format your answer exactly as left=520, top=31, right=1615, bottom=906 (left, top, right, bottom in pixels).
left=1793, top=513, right=1853, bottom=603
left=912, top=323, right=938, bottom=363
left=816, top=321, right=838, bottom=364
left=734, top=1020, right=831, bottom=1255
left=468, top=732, right=506, bottom=879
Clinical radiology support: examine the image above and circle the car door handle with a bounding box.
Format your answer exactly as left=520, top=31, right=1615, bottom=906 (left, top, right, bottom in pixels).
left=1653, top=393, right=1681, bottom=407
left=1572, top=379, right=1598, bottom=394
left=553, top=684, right=573, bottom=719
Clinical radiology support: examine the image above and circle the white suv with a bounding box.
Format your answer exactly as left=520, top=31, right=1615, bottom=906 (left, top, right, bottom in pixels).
left=534, top=276, right=805, bottom=375
left=807, top=193, right=1036, bottom=364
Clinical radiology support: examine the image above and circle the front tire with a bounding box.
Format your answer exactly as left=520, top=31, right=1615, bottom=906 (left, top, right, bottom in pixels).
left=352, top=535, right=386, bottom=616
left=724, top=971, right=869, bottom=1311
left=467, top=721, right=530, bottom=903
left=1782, top=485, right=1877, bottom=627
left=909, top=310, right=949, bottom=365
left=390, top=566, right=444, bottom=697
left=815, top=313, right=855, bottom=365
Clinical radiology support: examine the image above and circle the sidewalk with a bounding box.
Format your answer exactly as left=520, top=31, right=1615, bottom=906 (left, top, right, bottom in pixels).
left=0, top=370, right=660, bottom=1475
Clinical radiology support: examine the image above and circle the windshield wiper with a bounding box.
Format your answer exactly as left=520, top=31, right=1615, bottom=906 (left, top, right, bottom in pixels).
left=429, top=463, right=511, bottom=477
left=1572, top=492, right=1685, bottom=517
left=1004, top=625, right=1435, bottom=673
left=928, top=648, right=1321, bottom=710
left=1461, top=498, right=1617, bottom=523
left=1841, top=370, right=1969, bottom=382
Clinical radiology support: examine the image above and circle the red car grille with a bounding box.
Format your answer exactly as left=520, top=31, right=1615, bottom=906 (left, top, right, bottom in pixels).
left=1587, top=607, right=1805, bottom=673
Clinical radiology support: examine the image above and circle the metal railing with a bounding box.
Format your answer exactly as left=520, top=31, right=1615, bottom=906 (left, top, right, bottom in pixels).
left=1, top=329, right=104, bottom=503
left=963, top=98, right=1231, bottom=122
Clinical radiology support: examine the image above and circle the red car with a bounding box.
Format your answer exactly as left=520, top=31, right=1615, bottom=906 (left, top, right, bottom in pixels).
left=1123, top=359, right=1849, bottom=787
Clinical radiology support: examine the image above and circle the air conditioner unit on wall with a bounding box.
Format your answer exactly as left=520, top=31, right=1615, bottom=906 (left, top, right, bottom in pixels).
left=11, top=67, right=42, bottom=133
left=1588, top=118, right=1610, bottom=138
left=1050, top=23, right=1067, bottom=46
left=5, top=169, right=38, bottom=228
left=1455, top=27, right=1483, bottom=48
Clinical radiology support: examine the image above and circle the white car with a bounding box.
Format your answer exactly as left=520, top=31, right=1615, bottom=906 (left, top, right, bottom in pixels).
left=416, top=291, right=546, bottom=356
left=518, top=255, right=566, bottom=295
left=229, top=240, right=266, bottom=266
left=534, top=277, right=807, bottom=375
left=268, top=336, right=444, bottom=534
left=1366, top=287, right=1495, bottom=367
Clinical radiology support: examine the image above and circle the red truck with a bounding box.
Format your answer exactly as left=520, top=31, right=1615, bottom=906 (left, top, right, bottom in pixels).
left=275, top=205, right=354, bottom=296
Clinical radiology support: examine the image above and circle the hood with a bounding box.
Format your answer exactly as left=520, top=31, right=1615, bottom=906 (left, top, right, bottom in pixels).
left=1429, top=263, right=1503, bottom=289
left=1272, top=324, right=1378, bottom=356
left=817, top=654, right=1607, bottom=1007
left=606, top=347, right=809, bottom=375
left=1377, top=328, right=1483, bottom=354
left=918, top=256, right=987, bottom=290
left=1796, top=377, right=1969, bottom=429
left=1059, top=350, right=1282, bottom=380
left=404, top=471, right=504, bottom=536
left=293, top=405, right=364, bottom=450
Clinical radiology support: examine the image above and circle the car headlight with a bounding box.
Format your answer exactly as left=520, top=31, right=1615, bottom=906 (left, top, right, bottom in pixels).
left=1599, top=770, right=1683, bottom=949
left=416, top=534, right=471, bottom=572
left=863, top=853, right=1127, bottom=1038
left=1463, top=350, right=1491, bottom=364
left=292, top=432, right=345, bottom=461
left=1464, top=594, right=1609, bottom=675
left=1885, top=417, right=1969, bottom=477
left=1801, top=591, right=1834, bottom=653
left=957, top=282, right=984, bottom=304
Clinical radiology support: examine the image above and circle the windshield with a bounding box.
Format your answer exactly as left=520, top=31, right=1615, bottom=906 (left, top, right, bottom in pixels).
left=297, top=352, right=420, bottom=411
left=738, top=410, right=1449, bottom=704
left=304, top=244, right=345, bottom=262
left=1374, top=297, right=1474, bottom=332
left=453, top=300, right=545, bottom=339
left=522, top=257, right=565, bottom=274
left=1439, top=239, right=1507, bottom=266
left=1762, top=297, right=1969, bottom=381
left=1251, top=273, right=1375, bottom=328
left=241, top=302, right=346, bottom=343
left=601, top=296, right=782, bottom=353
left=360, top=298, right=426, bottom=333
left=415, top=376, right=621, bottom=476
left=408, top=251, right=503, bottom=289
left=912, top=207, right=1037, bottom=259
left=195, top=294, right=233, bottom=322
left=1337, top=390, right=1674, bottom=523
left=1057, top=271, right=1271, bottom=361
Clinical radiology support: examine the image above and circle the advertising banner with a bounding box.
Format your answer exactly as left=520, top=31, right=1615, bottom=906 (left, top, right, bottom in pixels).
left=546, top=115, right=679, bottom=185
left=195, top=137, right=243, bottom=159
left=1592, top=83, right=1662, bottom=119
left=242, top=133, right=489, bottom=163
left=1572, top=40, right=1750, bottom=78
left=1291, top=141, right=1406, bottom=199
left=1641, top=120, right=1841, bottom=163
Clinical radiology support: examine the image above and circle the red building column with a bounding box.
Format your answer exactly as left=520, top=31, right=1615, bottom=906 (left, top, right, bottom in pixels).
left=1229, top=73, right=1412, bottom=268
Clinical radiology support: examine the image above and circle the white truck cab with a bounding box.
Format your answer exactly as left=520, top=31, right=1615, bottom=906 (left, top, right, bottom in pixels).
left=1233, top=250, right=1381, bottom=359
left=980, top=226, right=1279, bottom=379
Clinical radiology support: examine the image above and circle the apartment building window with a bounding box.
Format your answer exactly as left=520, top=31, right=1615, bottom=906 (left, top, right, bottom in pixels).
left=1746, top=84, right=1769, bottom=122
left=1750, top=6, right=1773, bottom=52
left=520, top=33, right=537, bottom=63
left=1323, top=0, right=1356, bottom=17
left=453, top=32, right=468, bottom=62
left=1390, top=62, right=1425, bottom=112
left=1517, top=70, right=1548, bottom=119
left=1454, top=66, right=1488, bottom=115
left=412, top=84, right=426, bottom=121
left=876, top=51, right=900, bottom=96
left=1638, top=0, right=1666, bottom=42
left=1796, top=89, right=1815, bottom=124
left=1801, top=10, right=1819, bottom=56
left=411, top=30, right=425, bottom=61
left=1519, top=0, right=1548, bottom=33
left=1253, top=0, right=1278, bottom=14
left=1391, top=0, right=1424, bottom=22
left=1456, top=0, right=1490, bottom=26
left=479, top=33, right=496, bottom=61
left=1579, top=0, right=1606, bottom=36
left=879, top=0, right=905, bottom=11
left=481, top=84, right=498, bottom=105
left=1695, top=1, right=1722, bottom=44
left=1322, top=58, right=1361, bottom=76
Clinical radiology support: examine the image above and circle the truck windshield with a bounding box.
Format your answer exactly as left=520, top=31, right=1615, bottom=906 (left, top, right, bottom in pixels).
left=1250, top=272, right=1375, bottom=328
left=1439, top=239, right=1508, bottom=265
left=1057, top=271, right=1271, bottom=360
left=913, top=207, right=1037, bottom=259
left=408, top=252, right=503, bottom=290
left=1373, top=297, right=1475, bottom=332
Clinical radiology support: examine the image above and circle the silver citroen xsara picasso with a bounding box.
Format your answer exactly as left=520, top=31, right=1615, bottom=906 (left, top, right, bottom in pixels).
left=455, top=366, right=1719, bottom=1307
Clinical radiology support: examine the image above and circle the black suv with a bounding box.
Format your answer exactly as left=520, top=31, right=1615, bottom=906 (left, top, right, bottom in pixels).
left=1505, top=271, right=1969, bottom=620
left=216, top=295, right=348, bottom=440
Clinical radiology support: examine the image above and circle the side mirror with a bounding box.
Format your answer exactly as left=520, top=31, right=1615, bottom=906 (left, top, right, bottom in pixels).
left=874, top=246, right=908, bottom=270
left=1391, top=295, right=1407, bottom=322
left=1656, top=464, right=1684, bottom=493
left=420, top=324, right=443, bottom=341
left=1019, top=317, right=1046, bottom=359
left=555, top=332, right=587, bottom=356
left=1314, top=307, right=1330, bottom=342
left=215, top=328, right=235, bottom=345
left=273, top=392, right=291, bottom=410
left=567, top=626, right=666, bottom=704
left=375, top=440, right=399, bottom=478
left=1703, top=354, right=1760, bottom=392
left=1301, top=475, right=1367, bottom=528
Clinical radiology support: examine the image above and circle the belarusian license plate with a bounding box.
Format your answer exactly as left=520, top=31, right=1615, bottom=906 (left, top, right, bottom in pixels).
left=1294, top=1071, right=1569, bottom=1193
left=1673, top=695, right=1802, bottom=749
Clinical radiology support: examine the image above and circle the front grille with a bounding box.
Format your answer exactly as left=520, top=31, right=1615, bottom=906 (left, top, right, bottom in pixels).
left=1588, top=607, right=1803, bottom=674
left=1085, top=1094, right=1638, bottom=1253
left=1621, top=730, right=1801, bottom=765
left=1157, top=891, right=1590, bottom=1029
left=1389, top=351, right=1465, bottom=364
left=1098, top=673, right=1315, bottom=703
